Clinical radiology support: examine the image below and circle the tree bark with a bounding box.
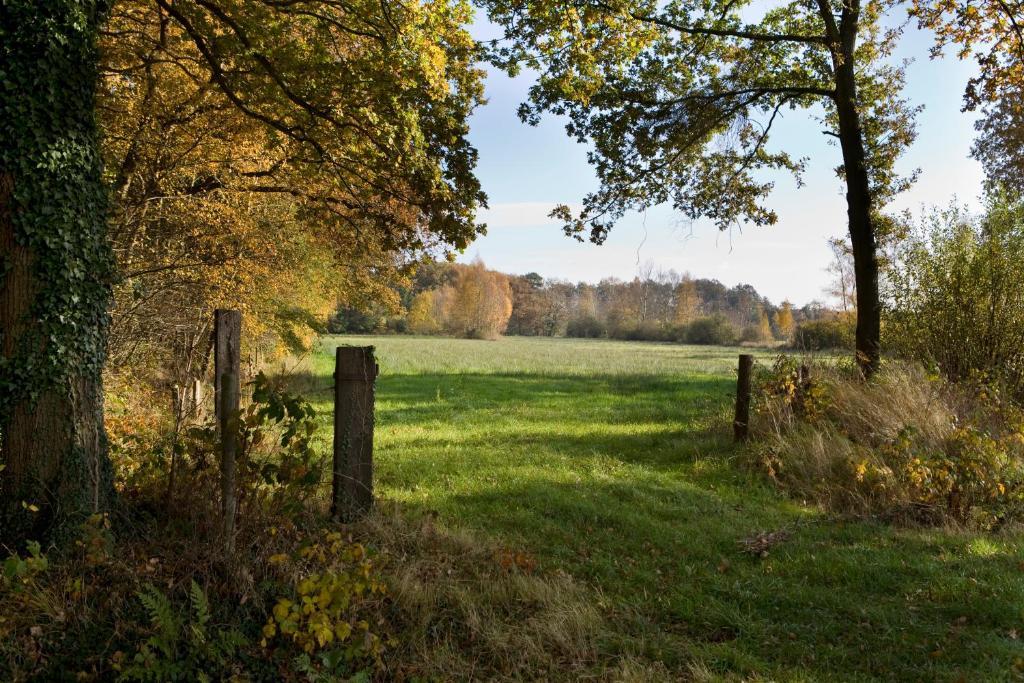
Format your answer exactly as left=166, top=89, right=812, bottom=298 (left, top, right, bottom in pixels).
left=831, top=4, right=882, bottom=377
left=0, top=1, right=115, bottom=545
left=0, top=175, right=113, bottom=543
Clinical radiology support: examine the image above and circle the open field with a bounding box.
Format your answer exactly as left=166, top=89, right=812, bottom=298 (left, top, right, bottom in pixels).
left=294, top=336, right=1024, bottom=681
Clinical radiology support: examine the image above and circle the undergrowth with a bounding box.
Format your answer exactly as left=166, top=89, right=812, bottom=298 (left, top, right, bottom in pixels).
left=750, top=356, right=1024, bottom=527
left=0, top=373, right=629, bottom=682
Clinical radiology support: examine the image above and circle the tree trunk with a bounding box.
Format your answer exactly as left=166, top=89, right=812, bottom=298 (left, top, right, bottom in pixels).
left=0, top=1, right=114, bottom=545
left=832, top=11, right=882, bottom=377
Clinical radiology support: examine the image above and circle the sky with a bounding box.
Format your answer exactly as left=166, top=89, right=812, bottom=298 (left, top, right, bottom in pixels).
left=456, top=13, right=986, bottom=307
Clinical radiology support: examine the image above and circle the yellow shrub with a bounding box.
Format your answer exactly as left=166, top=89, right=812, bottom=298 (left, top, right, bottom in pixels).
left=262, top=532, right=387, bottom=662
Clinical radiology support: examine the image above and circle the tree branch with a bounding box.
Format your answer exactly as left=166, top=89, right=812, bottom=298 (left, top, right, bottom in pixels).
left=612, top=4, right=828, bottom=45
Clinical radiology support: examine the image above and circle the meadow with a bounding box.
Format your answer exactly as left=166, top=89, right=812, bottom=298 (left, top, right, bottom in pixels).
left=293, top=335, right=1024, bottom=681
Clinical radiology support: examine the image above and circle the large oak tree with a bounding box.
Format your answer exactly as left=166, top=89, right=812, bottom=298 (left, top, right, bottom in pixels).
left=479, top=0, right=924, bottom=374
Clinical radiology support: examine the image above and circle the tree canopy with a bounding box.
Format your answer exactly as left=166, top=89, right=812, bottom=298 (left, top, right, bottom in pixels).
left=481, top=0, right=918, bottom=242
left=98, top=0, right=487, bottom=375
left=913, top=0, right=1024, bottom=193
left=478, top=0, right=925, bottom=373
left=1, top=0, right=488, bottom=538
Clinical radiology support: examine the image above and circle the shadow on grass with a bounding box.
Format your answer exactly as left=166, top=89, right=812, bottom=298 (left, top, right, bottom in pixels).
left=285, top=366, right=1024, bottom=680
left=406, top=476, right=1024, bottom=680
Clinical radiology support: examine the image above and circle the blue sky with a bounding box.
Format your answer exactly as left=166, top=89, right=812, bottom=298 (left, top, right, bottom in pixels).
left=457, top=15, right=985, bottom=307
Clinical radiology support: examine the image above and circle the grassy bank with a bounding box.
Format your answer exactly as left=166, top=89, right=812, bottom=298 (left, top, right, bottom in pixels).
left=288, top=335, right=1024, bottom=681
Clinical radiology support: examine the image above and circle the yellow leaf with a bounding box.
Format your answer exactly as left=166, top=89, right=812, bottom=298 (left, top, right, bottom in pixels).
left=272, top=599, right=293, bottom=622
left=315, top=624, right=334, bottom=647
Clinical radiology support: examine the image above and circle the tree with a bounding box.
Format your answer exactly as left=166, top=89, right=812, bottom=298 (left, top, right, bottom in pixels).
left=99, top=0, right=420, bottom=379
left=481, top=0, right=923, bottom=375
left=911, top=1, right=1023, bottom=192
left=674, top=277, right=701, bottom=325
left=886, top=191, right=1024, bottom=396
left=506, top=274, right=552, bottom=335
left=408, top=291, right=446, bottom=335
left=826, top=237, right=857, bottom=312
left=1, top=0, right=485, bottom=541
left=758, top=309, right=774, bottom=343
left=912, top=0, right=1022, bottom=110
left=1, top=1, right=115, bottom=541
left=777, top=301, right=796, bottom=342
left=446, top=261, right=513, bottom=339
left=972, top=91, right=1024, bottom=193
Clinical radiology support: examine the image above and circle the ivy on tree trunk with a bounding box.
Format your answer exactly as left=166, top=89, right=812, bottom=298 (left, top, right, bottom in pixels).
left=0, top=1, right=115, bottom=544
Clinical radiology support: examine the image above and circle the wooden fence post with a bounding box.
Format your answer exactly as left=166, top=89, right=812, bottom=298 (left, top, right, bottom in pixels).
left=734, top=354, right=753, bottom=442
left=214, top=309, right=241, bottom=553
left=333, top=346, right=378, bottom=521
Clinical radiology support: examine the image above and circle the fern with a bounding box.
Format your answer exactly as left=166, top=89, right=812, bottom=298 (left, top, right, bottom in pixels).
left=190, top=581, right=210, bottom=623
left=136, top=583, right=180, bottom=658
left=121, top=581, right=243, bottom=682
left=188, top=579, right=211, bottom=646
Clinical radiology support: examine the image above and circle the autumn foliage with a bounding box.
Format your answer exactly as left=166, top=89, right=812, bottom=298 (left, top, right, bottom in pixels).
left=407, top=260, right=513, bottom=339
left=97, top=0, right=486, bottom=393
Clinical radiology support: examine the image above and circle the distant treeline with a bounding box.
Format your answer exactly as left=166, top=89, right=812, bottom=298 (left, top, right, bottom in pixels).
left=328, top=259, right=854, bottom=348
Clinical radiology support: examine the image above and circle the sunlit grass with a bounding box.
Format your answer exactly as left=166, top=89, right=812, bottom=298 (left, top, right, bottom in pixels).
left=290, top=335, right=1024, bottom=681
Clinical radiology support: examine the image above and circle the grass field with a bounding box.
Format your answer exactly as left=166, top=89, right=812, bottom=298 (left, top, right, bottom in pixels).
left=292, top=335, right=1024, bottom=681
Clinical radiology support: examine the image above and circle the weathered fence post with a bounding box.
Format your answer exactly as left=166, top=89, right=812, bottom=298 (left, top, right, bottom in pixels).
left=333, top=346, right=378, bottom=520
left=214, top=309, right=241, bottom=553
left=734, top=354, right=753, bottom=442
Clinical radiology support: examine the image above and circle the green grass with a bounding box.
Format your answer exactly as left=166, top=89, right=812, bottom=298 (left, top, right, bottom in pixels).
left=294, top=335, right=1024, bottom=681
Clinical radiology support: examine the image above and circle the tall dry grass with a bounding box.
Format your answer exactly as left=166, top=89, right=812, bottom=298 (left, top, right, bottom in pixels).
left=751, top=359, right=1024, bottom=526
left=351, top=504, right=645, bottom=680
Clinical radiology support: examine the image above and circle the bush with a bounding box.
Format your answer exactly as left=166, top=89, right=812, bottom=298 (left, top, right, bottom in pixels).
left=750, top=357, right=1024, bottom=527
left=610, top=321, right=672, bottom=342
left=683, top=315, right=737, bottom=345
left=261, top=533, right=387, bottom=664
left=792, top=316, right=855, bottom=350
left=886, top=191, right=1024, bottom=398
left=386, top=316, right=410, bottom=334
left=565, top=315, right=606, bottom=338
left=327, top=306, right=386, bottom=334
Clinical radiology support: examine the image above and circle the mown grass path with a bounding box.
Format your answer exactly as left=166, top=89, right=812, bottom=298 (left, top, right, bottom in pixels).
left=297, top=336, right=1024, bottom=681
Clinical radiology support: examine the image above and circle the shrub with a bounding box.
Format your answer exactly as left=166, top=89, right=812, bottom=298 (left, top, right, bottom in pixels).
left=886, top=191, right=1024, bottom=398
left=792, top=315, right=855, bottom=350
left=750, top=358, right=1024, bottom=527
left=738, top=324, right=765, bottom=344
left=327, top=306, right=386, bottom=334
left=3, top=370, right=615, bottom=682
left=386, top=316, right=410, bottom=334
left=683, top=315, right=737, bottom=345
left=261, top=532, right=388, bottom=677
left=611, top=321, right=671, bottom=342
left=565, top=314, right=606, bottom=338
